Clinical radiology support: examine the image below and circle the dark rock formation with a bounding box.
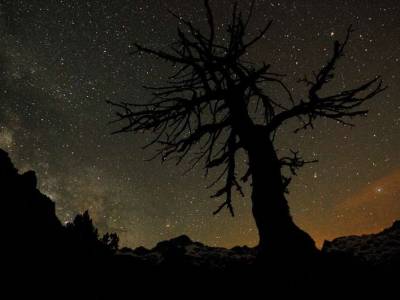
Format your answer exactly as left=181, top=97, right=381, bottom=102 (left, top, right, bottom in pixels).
left=1, top=148, right=117, bottom=264
left=1, top=149, right=63, bottom=259
left=322, top=220, right=400, bottom=270
left=1, top=148, right=122, bottom=297
left=117, top=234, right=257, bottom=271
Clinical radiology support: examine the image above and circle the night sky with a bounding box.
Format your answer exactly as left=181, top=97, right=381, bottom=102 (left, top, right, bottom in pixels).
left=0, top=0, right=399, bottom=249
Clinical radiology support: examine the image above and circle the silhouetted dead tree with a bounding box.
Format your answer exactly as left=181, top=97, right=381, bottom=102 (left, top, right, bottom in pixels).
left=109, top=0, right=385, bottom=256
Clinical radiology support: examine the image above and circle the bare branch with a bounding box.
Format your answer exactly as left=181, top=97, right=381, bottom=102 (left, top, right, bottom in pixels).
left=212, top=131, right=243, bottom=217
left=204, top=0, right=215, bottom=49
left=110, top=2, right=385, bottom=219
left=280, top=150, right=318, bottom=176
left=267, top=26, right=386, bottom=134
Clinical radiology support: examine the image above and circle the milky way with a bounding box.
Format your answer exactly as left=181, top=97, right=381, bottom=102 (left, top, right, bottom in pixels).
left=0, top=0, right=399, bottom=248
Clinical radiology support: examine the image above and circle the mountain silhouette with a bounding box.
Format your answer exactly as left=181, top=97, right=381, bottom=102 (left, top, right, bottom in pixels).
left=1, top=148, right=117, bottom=260
left=117, top=222, right=400, bottom=273
left=323, top=220, right=400, bottom=270
left=118, top=234, right=257, bottom=271
left=1, top=148, right=118, bottom=297
left=1, top=147, right=398, bottom=297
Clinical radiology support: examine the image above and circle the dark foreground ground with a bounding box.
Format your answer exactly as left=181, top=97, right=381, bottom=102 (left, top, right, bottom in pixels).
left=2, top=147, right=399, bottom=298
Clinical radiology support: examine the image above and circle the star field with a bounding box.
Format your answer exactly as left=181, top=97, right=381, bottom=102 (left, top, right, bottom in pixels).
left=0, top=0, right=399, bottom=248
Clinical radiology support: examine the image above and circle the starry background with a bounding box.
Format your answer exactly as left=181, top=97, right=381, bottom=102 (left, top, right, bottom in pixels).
left=0, top=0, right=399, bottom=249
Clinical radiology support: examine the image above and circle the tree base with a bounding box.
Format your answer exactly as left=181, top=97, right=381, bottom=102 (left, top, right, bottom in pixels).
left=255, top=222, right=320, bottom=269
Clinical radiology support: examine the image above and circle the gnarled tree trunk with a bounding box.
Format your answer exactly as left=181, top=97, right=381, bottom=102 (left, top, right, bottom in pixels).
left=229, top=92, right=317, bottom=258
left=246, top=128, right=318, bottom=259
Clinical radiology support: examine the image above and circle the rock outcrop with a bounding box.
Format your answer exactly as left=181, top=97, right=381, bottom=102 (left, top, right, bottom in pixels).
left=1, top=149, right=63, bottom=258
left=0, top=148, right=117, bottom=263
left=118, top=235, right=257, bottom=270
left=322, top=220, right=400, bottom=269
